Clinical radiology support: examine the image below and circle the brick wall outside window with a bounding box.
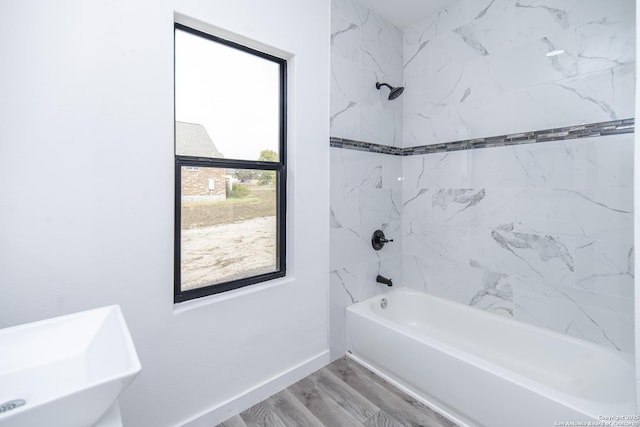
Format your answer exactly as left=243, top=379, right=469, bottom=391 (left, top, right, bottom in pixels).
left=181, top=167, right=227, bottom=199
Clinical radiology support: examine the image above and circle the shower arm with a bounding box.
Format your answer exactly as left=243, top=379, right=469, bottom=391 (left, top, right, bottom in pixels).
left=375, top=82, right=393, bottom=91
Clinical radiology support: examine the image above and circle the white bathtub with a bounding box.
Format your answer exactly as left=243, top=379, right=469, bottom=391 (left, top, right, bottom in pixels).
left=346, top=287, right=636, bottom=427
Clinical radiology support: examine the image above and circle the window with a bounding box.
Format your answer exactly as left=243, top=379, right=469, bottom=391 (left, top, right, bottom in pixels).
left=174, top=23, right=286, bottom=303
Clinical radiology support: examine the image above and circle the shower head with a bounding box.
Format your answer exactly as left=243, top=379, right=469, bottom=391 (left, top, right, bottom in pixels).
left=376, top=82, right=404, bottom=100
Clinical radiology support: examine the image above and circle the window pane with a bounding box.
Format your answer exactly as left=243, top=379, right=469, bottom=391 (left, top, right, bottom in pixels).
left=179, top=166, right=278, bottom=291
left=175, top=28, right=280, bottom=162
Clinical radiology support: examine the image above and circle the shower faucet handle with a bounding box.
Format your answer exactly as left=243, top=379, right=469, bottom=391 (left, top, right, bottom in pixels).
left=371, top=230, right=393, bottom=250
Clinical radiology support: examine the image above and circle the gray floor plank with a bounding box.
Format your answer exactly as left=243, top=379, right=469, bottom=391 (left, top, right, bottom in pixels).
left=309, top=368, right=379, bottom=422
left=343, top=358, right=456, bottom=427
left=348, top=359, right=458, bottom=427
left=218, top=414, right=248, bottom=427
left=289, top=374, right=366, bottom=426
left=218, top=357, right=458, bottom=427
left=327, top=358, right=455, bottom=427
left=267, top=389, right=325, bottom=427
left=364, top=411, right=407, bottom=427
left=238, top=400, right=288, bottom=427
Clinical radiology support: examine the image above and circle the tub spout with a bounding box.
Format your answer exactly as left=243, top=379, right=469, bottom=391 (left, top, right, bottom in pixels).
left=376, top=275, right=393, bottom=287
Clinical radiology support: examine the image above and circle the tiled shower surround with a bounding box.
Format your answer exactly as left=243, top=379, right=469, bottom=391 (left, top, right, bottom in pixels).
left=402, top=133, right=634, bottom=353
left=403, top=0, right=635, bottom=145
left=330, top=0, right=403, bottom=146
left=330, top=0, right=635, bottom=359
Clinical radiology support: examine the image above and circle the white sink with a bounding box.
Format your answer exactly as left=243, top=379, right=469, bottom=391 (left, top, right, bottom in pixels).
left=0, top=305, right=141, bottom=427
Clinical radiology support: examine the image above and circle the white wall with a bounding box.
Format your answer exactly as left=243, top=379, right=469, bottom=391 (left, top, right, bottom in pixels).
left=0, top=1, right=330, bottom=426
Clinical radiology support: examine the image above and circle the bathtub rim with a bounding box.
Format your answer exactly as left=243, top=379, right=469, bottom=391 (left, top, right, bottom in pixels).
left=346, top=287, right=635, bottom=418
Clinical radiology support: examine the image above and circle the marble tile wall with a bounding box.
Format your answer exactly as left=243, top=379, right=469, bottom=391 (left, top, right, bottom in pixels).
left=330, top=0, right=405, bottom=360
left=399, top=0, right=635, bottom=353
left=403, top=0, right=635, bottom=146
left=402, top=132, right=635, bottom=352
left=330, top=147, right=403, bottom=359
left=331, top=0, right=404, bottom=146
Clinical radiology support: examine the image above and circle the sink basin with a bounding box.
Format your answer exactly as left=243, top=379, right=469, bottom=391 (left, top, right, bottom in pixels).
left=0, top=305, right=141, bottom=427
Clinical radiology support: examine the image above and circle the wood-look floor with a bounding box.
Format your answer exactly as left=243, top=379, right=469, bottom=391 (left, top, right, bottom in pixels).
left=217, top=357, right=458, bottom=427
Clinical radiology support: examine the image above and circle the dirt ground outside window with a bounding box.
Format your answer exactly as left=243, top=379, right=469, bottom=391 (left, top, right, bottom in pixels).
left=180, top=184, right=278, bottom=290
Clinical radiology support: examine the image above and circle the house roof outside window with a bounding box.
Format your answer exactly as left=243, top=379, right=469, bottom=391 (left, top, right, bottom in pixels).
left=175, top=121, right=224, bottom=158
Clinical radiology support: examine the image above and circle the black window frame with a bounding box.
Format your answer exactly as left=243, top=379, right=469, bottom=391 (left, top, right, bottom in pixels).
left=174, top=23, right=287, bottom=303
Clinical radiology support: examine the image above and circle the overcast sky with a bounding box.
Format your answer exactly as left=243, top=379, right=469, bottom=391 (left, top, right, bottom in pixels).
left=175, top=29, right=280, bottom=161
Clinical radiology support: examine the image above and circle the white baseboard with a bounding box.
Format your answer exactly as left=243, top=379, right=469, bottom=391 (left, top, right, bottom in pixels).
left=178, top=351, right=330, bottom=427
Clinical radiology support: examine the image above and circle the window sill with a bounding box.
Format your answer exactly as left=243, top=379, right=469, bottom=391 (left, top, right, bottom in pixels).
left=172, top=275, right=295, bottom=315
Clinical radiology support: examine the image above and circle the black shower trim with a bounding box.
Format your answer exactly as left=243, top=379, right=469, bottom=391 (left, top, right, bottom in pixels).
left=330, top=118, right=634, bottom=156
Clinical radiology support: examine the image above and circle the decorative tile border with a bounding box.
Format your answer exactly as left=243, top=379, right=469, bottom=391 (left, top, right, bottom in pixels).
left=329, top=137, right=403, bottom=155
left=330, top=118, right=634, bottom=156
